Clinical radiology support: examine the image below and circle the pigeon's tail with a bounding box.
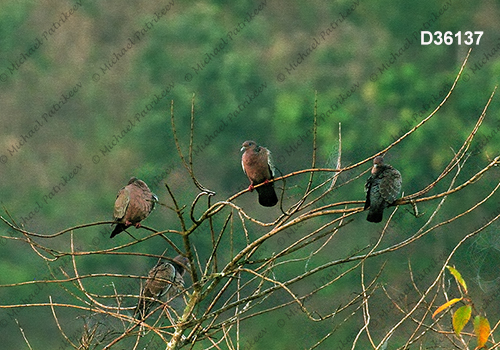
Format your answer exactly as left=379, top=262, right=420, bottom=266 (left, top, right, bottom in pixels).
left=256, top=183, right=278, bottom=207
left=366, top=206, right=384, bottom=223
left=110, top=223, right=127, bottom=238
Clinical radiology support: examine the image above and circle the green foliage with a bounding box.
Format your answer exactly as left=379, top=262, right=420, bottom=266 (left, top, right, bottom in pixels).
left=453, top=305, right=471, bottom=336
left=434, top=266, right=492, bottom=347
left=447, top=265, right=468, bottom=294
left=474, top=315, right=491, bottom=349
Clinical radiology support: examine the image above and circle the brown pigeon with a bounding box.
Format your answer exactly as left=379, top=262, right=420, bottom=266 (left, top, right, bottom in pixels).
left=241, top=140, right=278, bottom=207
left=110, top=177, right=158, bottom=238
left=364, top=156, right=402, bottom=223
left=135, top=255, right=190, bottom=319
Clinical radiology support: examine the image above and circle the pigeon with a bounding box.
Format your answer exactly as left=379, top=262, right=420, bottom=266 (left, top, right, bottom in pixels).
left=110, top=177, right=158, bottom=238
left=135, top=255, right=190, bottom=319
left=241, top=140, right=278, bottom=207
left=364, top=156, right=402, bottom=223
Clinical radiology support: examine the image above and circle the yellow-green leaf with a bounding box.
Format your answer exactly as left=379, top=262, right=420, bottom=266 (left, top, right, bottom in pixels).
left=473, top=316, right=491, bottom=348
left=446, top=266, right=468, bottom=293
left=432, top=297, right=462, bottom=318
left=452, top=305, right=471, bottom=335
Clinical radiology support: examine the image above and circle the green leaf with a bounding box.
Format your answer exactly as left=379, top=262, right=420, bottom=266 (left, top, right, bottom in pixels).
left=446, top=266, right=468, bottom=293
left=432, top=297, right=462, bottom=318
left=452, top=305, right=471, bottom=335
left=474, top=316, right=490, bottom=348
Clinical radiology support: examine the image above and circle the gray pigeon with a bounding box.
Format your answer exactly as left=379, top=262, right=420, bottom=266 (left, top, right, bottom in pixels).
left=364, top=156, right=402, bottom=223
left=241, top=140, right=278, bottom=207
left=110, top=177, right=158, bottom=238
left=135, top=255, right=190, bottom=319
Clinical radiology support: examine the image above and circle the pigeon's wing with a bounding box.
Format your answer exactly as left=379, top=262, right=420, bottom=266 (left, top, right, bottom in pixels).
left=144, top=262, right=176, bottom=299
left=241, top=156, right=247, bottom=176
left=266, top=147, right=276, bottom=178
left=113, top=187, right=130, bottom=221
left=149, top=194, right=159, bottom=214
left=137, top=182, right=157, bottom=216
left=174, top=270, right=186, bottom=288
left=364, top=176, right=374, bottom=210
left=164, top=269, right=186, bottom=300
left=379, top=168, right=402, bottom=204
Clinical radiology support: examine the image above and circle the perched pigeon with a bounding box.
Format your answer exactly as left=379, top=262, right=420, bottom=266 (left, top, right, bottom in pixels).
left=241, top=140, right=278, bottom=207
left=135, top=255, right=190, bottom=319
left=110, top=177, right=158, bottom=238
left=364, top=156, right=402, bottom=223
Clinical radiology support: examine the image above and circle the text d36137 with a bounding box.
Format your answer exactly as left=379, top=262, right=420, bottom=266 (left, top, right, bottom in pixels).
left=421, top=31, right=483, bottom=45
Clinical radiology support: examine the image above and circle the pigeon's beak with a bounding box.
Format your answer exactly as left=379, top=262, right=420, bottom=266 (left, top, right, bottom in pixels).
left=240, top=146, right=245, bottom=152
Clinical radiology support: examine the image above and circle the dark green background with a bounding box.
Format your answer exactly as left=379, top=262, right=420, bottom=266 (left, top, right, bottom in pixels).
left=1, top=0, right=500, bottom=348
